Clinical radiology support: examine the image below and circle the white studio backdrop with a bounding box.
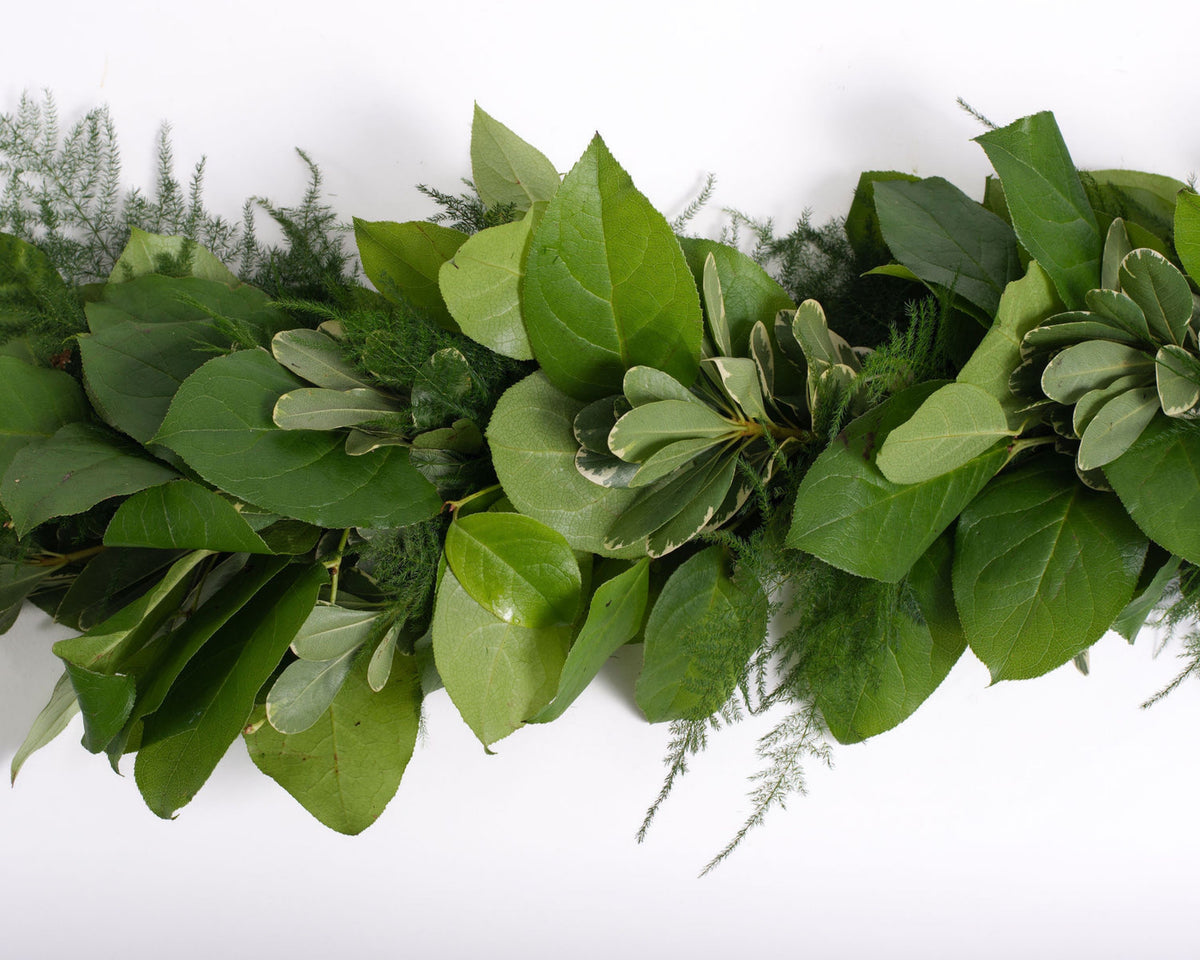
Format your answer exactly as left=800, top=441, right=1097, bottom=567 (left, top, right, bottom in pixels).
left=2, top=1, right=1199, bottom=957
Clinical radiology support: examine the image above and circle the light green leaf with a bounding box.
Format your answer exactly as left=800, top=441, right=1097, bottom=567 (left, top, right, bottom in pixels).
left=975, top=112, right=1101, bottom=309
left=788, top=383, right=1007, bottom=582
left=273, top=387, right=401, bottom=432
left=1101, top=218, right=1133, bottom=292
left=531, top=559, right=650, bottom=723
left=1, top=422, right=178, bottom=536
left=645, top=453, right=738, bottom=558
left=103, top=480, right=273, bottom=553
left=270, top=329, right=371, bottom=390
left=522, top=135, right=703, bottom=400
left=1040, top=340, right=1154, bottom=404
left=291, top=606, right=381, bottom=661
left=61, top=662, right=134, bottom=753
left=608, top=399, right=735, bottom=463
left=367, top=625, right=400, bottom=692
left=488, top=372, right=642, bottom=556
left=10, top=671, right=79, bottom=784
left=1073, top=375, right=1148, bottom=436
left=1076, top=387, right=1160, bottom=470
left=0, top=356, right=89, bottom=476
left=876, top=382, right=1013, bottom=483
left=444, top=512, right=582, bottom=628
left=154, top=349, right=441, bottom=529
left=953, top=460, right=1145, bottom=681
left=432, top=566, right=570, bottom=747
left=109, top=228, right=239, bottom=286
left=266, top=647, right=360, bottom=735
left=1155, top=344, right=1200, bottom=417
left=704, top=357, right=767, bottom=422
left=439, top=218, right=535, bottom=361
left=134, top=563, right=326, bottom=818
left=1084, top=288, right=1152, bottom=342
left=1118, top=249, right=1194, bottom=346
left=470, top=104, right=560, bottom=211
left=701, top=252, right=732, bottom=356
left=630, top=436, right=722, bottom=488
left=89, top=273, right=288, bottom=338
left=246, top=652, right=421, bottom=835
left=353, top=219, right=467, bottom=329
left=1174, top=190, right=1200, bottom=285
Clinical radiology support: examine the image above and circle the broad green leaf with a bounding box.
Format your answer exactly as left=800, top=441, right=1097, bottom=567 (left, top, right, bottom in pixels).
left=1105, top=416, right=1200, bottom=563
left=90, top=273, right=288, bottom=339
left=353, top=219, right=467, bottom=329
left=1112, top=551, right=1180, bottom=642
left=635, top=547, right=766, bottom=722
left=622, top=365, right=702, bottom=408
left=522, top=135, right=703, bottom=401
left=109, top=228, right=239, bottom=286
left=103, top=480, right=273, bottom=553
left=273, top=387, right=401, bottom=431
left=1155, top=344, right=1200, bottom=417
left=0, top=356, right=89, bottom=475
left=10, top=671, right=79, bottom=784
left=844, top=171, right=921, bottom=264
left=975, top=112, right=1101, bottom=309
left=1118, top=249, right=1193, bottom=346
left=134, top=563, right=325, bottom=818
left=290, top=606, right=381, bottom=660
left=788, top=383, right=1006, bottom=582
left=604, top=446, right=726, bottom=553
left=1040, top=340, right=1153, bottom=404
left=470, top=104, right=561, bottom=210
left=608, top=400, right=735, bottom=462
left=531, top=559, right=650, bottom=723
left=1, top=422, right=178, bottom=536
left=444, top=512, right=582, bottom=628
left=432, top=566, right=570, bottom=747
left=245, top=652, right=421, bottom=835
left=61, top=662, right=134, bottom=753
left=1082, top=170, right=1188, bottom=242
left=488, top=372, right=642, bottom=556
left=1174, top=190, right=1200, bottom=285
left=873, top=176, right=1021, bottom=318
left=270, top=329, right=371, bottom=390
left=439, top=214, right=536, bottom=360
left=1076, top=387, right=1159, bottom=470
left=953, top=460, right=1145, bottom=681
left=266, top=647, right=360, bottom=735
left=154, top=349, right=441, bottom=529
left=876, top=382, right=1012, bottom=483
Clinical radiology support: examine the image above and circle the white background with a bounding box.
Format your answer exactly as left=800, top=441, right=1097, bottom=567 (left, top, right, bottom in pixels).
left=3, top=2, right=1199, bottom=957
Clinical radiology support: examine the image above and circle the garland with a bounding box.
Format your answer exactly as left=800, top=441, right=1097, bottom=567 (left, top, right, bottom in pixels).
left=3, top=97, right=1198, bottom=865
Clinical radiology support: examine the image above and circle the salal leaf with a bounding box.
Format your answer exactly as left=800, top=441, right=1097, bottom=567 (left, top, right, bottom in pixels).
left=608, top=399, right=735, bottom=462
left=1105, top=416, right=1200, bottom=563
left=1174, top=190, right=1200, bottom=285
left=873, top=176, right=1021, bottom=319
left=439, top=213, right=537, bottom=360
left=432, top=566, right=570, bottom=747
left=844, top=170, right=921, bottom=263
left=876, top=382, right=1012, bottom=483
left=488, top=372, right=642, bottom=556
left=1, top=422, right=178, bottom=536
left=270, top=329, right=371, bottom=390
left=246, top=651, right=421, bottom=834
left=444, top=512, right=582, bottom=628
left=291, top=606, right=381, bottom=660
left=1077, top=388, right=1160, bottom=470
left=266, top=647, right=360, bottom=735
left=635, top=547, right=766, bottom=722
left=531, top=559, right=650, bottom=723
left=134, top=563, right=325, bottom=818
left=109, top=228, right=239, bottom=286
left=1155, top=344, right=1200, bottom=417
left=622, top=365, right=702, bottom=407
left=522, top=135, right=702, bottom=400
left=103, top=480, right=273, bottom=553
left=10, top=671, right=79, bottom=784
left=353, top=219, right=467, bottom=329
left=470, top=104, right=560, bottom=210
left=953, top=460, right=1146, bottom=681
left=0, top=356, right=89, bottom=475
left=677, top=239, right=795, bottom=357
left=154, top=349, right=441, bottom=529
left=788, top=383, right=1007, bottom=582
left=1040, top=340, right=1154, bottom=404
left=1118, top=249, right=1194, bottom=346
left=975, top=112, right=1101, bottom=309
left=273, top=387, right=401, bottom=432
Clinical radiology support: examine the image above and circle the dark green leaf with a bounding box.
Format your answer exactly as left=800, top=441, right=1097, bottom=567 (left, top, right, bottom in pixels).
left=103, top=480, right=273, bottom=553
left=1174, top=190, right=1200, bottom=285
left=0, top=355, right=89, bottom=476
left=353, top=219, right=467, bottom=329
left=844, top=171, right=921, bottom=264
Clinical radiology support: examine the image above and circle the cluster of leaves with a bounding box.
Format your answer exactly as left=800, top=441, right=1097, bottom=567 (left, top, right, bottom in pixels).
left=3, top=101, right=1198, bottom=868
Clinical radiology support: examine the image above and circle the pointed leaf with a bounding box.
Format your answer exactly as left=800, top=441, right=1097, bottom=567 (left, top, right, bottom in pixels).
left=10, top=671, right=79, bottom=784
left=353, top=219, right=467, bottom=329
left=270, top=329, right=371, bottom=390
left=470, top=104, right=560, bottom=210
left=103, top=480, right=273, bottom=553
left=0, top=356, right=89, bottom=476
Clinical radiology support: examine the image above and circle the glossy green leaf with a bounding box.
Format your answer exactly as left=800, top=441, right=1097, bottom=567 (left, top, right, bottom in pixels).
left=439, top=214, right=537, bottom=360
left=522, top=135, right=702, bottom=400
left=432, top=566, right=570, bottom=747
left=154, top=349, right=441, bottom=529
left=1155, top=344, right=1200, bottom=417
left=54, top=548, right=186, bottom=633
left=1040, top=340, right=1153, bottom=404
left=290, top=606, right=381, bottom=660
left=1, top=422, right=178, bottom=536
left=134, top=563, right=325, bottom=818
left=1076, top=387, right=1159, bottom=470
left=488, top=372, right=642, bottom=556
left=873, top=176, right=1021, bottom=318
left=270, top=329, right=371, bottom=390
left=531, top=559, right=650, bottom=723
left=1174, top=190, right=1200, bottom=285
left=103, top=480, right=273, bottom=553
left=444, top=512, right=582, bottom=628
left=470, top=104, right=560, bottom=211
left=1105, top=416, right=1200, bottom=563
left=1118, top=248, right=1193, bottom=346
left=353, top=219, right=467, bottom=329
left=246, top=651, right=421, bottom=835
left=953, top=460, right=1145, bottom=681
left=10, top=671, right=79, bottom=784
left=876, top=382, right=1012, bottom=483
left=788, top=383, right=1007, bottom=582
left=0, top=356, right=89, bottom=475
left=109, top=228, right=239, bottom=286
left=976, top=112, right=1101, bottom=309
left=608, top=399, right=735, bottom=463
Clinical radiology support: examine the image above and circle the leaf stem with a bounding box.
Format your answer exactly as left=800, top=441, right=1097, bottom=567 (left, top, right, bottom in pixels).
left=326, top=528, right=351, bottom=604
